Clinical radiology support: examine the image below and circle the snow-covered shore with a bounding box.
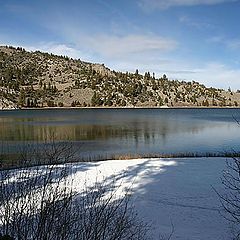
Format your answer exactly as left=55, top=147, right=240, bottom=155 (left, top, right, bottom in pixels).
left=2, top=157, right=231, bottom=239
left=66, top=157, right=230, bottom=240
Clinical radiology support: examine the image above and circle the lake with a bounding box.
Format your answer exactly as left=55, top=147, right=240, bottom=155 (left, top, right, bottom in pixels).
left=0, top=108, right=240, bottom=160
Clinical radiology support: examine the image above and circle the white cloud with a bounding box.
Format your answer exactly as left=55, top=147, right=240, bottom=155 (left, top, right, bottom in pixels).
left=197, top=63, right=240, bottom=90
left=227, top=39, right=240, bottom=50
left=139, top=0, right=237, bottom=10
left=87, top=34, right=177, bottom=58
left=26, top=43, right=82, bottom=59
left=168, top=62, right=240, bottom=90
left=179, top=15, right=213, bottom=29
left=206, top=36, right=240, bottom=51
left=206, top=36, right=224, bottom=43
left=0, top=41, right=82, bottom=59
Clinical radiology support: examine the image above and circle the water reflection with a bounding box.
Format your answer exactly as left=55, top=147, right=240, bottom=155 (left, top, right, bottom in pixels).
left=0, top=108, right=239, bottom=157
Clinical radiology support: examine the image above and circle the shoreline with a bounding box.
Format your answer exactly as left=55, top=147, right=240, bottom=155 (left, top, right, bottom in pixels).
left=2, top=151, right=239, bottom=170
left=0, top=156, right=234, bottom=171
left=1, top=106, right=240, bottom=111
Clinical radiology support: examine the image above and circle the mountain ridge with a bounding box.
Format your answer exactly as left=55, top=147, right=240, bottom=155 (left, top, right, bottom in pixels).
left=0, top=45, right=239, bottom=109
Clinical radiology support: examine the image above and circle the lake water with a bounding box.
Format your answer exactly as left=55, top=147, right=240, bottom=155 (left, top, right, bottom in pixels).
left=0, top=108, right=240, bottom=160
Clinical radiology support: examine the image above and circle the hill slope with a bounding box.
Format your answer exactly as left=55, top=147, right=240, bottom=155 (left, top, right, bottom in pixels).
left=0, top=45, right=239, bottom=109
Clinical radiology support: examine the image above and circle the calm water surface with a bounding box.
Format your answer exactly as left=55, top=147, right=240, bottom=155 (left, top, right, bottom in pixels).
left=0, top=108, right=240, bottom=158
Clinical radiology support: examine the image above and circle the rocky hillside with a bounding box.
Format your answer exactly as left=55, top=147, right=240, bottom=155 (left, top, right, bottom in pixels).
left=0, top=45, right=240, bottom=109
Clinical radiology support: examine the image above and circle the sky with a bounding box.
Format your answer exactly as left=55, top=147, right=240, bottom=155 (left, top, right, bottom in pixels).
left=0, top=0, right=240, bottom=90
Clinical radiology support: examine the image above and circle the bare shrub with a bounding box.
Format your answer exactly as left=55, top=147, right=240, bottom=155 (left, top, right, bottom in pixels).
left=18, top=134, right=77, bottom=167
left=0, top=141, right=149, bottom=240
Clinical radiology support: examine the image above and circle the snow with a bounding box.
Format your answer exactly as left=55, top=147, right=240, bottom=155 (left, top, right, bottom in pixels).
left=67, top=157, right=231, bottom=240
left=2, top=157, right=232, bottom=239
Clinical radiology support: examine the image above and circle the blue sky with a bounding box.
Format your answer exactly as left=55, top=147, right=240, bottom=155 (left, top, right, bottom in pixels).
left=1, top=0, right=240, bottom=90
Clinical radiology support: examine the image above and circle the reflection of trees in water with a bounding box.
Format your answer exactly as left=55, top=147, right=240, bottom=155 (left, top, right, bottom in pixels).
left=0, top=124, right=120, bottom=141
left=0, top=111, right=234, bottom=161
left=0, top=118, right=227, bottom=144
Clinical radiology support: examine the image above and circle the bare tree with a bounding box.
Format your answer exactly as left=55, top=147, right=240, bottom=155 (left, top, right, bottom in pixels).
left=217, top=156, right=240, bottom=239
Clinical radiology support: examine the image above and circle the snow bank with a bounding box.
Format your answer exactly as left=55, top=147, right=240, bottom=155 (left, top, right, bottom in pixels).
left=68, top=157, right=230, bottom=240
